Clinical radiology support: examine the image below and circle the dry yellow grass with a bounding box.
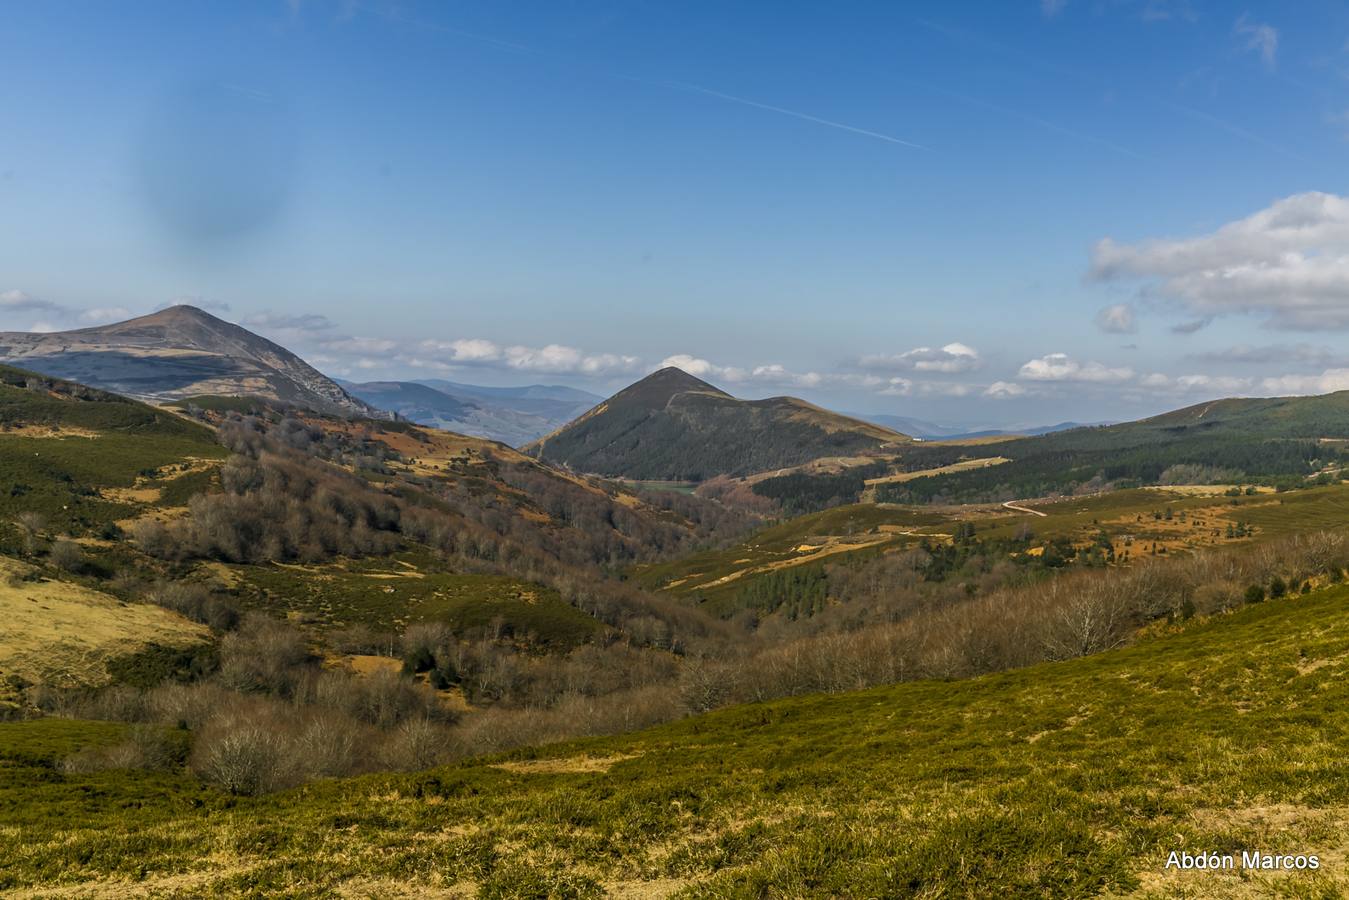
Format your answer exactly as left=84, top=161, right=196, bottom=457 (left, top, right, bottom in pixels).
left=0, top=557, right=208, bottom=690
left=344, top=655, right=404, bottom=677
left=490, top=753, right=639, bottom=775
left=864, top=456, right=1010, bottom=486
left=0, top=424, right=100, bottom=439
left=1146, top=484, right=1275, bottom=497
left=691, top=536, right=891, bottom=591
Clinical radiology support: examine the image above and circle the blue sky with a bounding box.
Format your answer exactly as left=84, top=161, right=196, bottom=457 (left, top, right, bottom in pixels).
left=4, top=1, right=1349, bottom=426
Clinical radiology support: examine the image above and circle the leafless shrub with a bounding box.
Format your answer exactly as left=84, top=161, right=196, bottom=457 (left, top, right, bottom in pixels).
left=192, top=706, right=297, bottom=795
left=292, top=711, right=363, bottom=778
left=14, top=511, right=46, bottom=557
left=61, top=725, right=179, bottom=774
left=378, top=718, right=452, bottom=771
left=147, top=681, right=236, bottom=729
left=330, top=623, right=395, bottom=656
left=128, top=519, right=176, bottom=559
left=217, top=614, right=313, bottom=696
left=48, top=539, right=84, bottom=573
left=677, top=657, right=734, bottom=714
left=401, top=621, right=453, bottom=668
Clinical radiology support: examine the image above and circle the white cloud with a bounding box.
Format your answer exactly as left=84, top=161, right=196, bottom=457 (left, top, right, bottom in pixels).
left=1090, top=192, right=1349, bottom=330
left=984, top=381, right=1027, bottom=399
left=858, top=342, right=981, bottom=373
left=1234, top=14, right=1278, bottom=71
left=78, top=307, right=132, bottom=324
left=410, top=338, right=639, bottom=375
left=1018, top=353, right=1134, bottom=383
left=1140, top=373, right=1255, bottom=393
left=29, top=321, right=58, bottom=333
left=1190, top=343, right=1348, bottom=367
left=506, top=344, right=640, bottom=375
left=1260, top=369, right=1349, bottom=395
left=320, top=336, right=399, bottom=355
left=1041, top=0, right=1068, bottom=17
left=879, top=377, right=913, bottom=396
left=661, top=355, right=941, bottom=394
left=1094, top=303, right=1136, bottom=334
left=449, top=339, right=501, bottom=362
left=0, top=290, right=63, bottom=313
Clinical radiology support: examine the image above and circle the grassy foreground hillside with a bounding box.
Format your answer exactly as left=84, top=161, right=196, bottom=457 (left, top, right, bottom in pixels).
left=6, top=588, right=1349, bottom=896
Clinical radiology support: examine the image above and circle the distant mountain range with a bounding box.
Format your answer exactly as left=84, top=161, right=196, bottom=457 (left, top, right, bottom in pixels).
left=0, top=306, right=385, bottom=420
left=857, top=414, right=1109, bottom=441
left=340, top=379, right=601, bottom=447
left=525, top=367, right=909, bottom=481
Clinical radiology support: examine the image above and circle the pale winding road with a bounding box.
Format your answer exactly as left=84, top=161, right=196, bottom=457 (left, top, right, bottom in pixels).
left=1002, top=500, right=1048, bottom=517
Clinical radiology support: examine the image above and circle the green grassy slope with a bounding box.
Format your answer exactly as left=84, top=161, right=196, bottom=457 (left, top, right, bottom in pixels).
left=880, top=391, right=1349, bottom=502
left=6, top=587, right=1349, bottom=896
left=0, top=364, right=225, bottom=532
left=632, top=503, right=948, bottom=608
left=235, top=551, right=604, bottom=647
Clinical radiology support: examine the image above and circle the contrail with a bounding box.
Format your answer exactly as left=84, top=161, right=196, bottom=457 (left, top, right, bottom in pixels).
left=351, top=1, right=927, bottom=153
left=663, top=82, right=927, bottom=150
left=1165, top=102, right=1303, bottom=162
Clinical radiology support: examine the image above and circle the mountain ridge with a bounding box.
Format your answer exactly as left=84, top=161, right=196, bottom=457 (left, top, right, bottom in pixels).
left=340, top=378, right=599, bottom=446
left=525, top=366, right=908, bottom=480
left=0, top=305, right=387, bottom=420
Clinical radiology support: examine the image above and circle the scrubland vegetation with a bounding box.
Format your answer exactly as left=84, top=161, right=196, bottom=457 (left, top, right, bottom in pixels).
left=8, top=580, right=1349, bottom=895
left=11, top=365, right=1349, bottom=895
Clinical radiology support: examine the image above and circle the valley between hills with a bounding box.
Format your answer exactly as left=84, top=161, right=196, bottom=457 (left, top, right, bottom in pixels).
left=4, top=308, right=1349, bottom=896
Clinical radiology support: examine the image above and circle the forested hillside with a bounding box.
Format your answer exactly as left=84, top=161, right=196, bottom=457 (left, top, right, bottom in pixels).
left=527, top=367, right=907, bottom=480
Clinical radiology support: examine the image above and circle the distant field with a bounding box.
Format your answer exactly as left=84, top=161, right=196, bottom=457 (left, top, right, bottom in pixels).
left=617, top=480, right=699, bottom=495
left=632, top=503, right=950, bottom=605
left=973, top=483, right=1349, bottom=550
left=863, top=455, right=1010, bottom=486
left=6, top=587, right=1349, bottom=895
left=1228, top=483, right=1349, bottom=535
left=232, top=551, right=603, bottom=647
left=636, top=483, right=1349, bottom=614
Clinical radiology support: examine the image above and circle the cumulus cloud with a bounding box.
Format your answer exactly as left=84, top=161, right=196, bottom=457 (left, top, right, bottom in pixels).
left=1259, top=369, right=1349, bottom=395
left=1190, top=343, right=1349, bottom=367
left=507, top=344, right=641, bottom=375
left=1094, top=303, right=1136, bottom=334
left=77, top=307, right=133, bottom=324
left=412, top=339, right=639, bottom=376
left=1091, top=192, right=1349, bottom=330
left=0, top=290, right=63, bottom=313
left=1018, top=353, right=1134, bottom=383
left=659, top=354, right=826, bottom=388
left=439, top=338, right=501, bottom=362
left=984, top=381, right=1027, bottom=399
left=1139, top=373, right=1254, bottom=393
left=858, top=342, right=981, bottom=373
left=1234, top=14, right=1278, bottom=71
left=658, top=354, right=954, bottom=395
left=319, top=336, right=399, bottom=355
